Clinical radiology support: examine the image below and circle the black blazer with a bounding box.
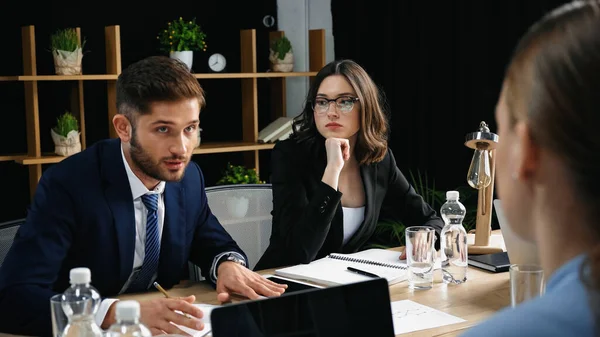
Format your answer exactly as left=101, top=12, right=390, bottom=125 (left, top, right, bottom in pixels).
left=254, top=139, right=444, bottom=271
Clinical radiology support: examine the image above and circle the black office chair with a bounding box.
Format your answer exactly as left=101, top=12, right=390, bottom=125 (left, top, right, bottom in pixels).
left=0, top=218, right=25, bottom=269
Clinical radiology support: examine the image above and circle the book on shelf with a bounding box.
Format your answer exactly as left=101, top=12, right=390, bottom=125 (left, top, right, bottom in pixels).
left=274, top=248, right=409, bottom=286
left=258, top=117, right=293, bottom=143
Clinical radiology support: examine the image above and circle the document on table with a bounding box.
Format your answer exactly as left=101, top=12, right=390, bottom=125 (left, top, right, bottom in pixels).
left=172, top=303, right=218, bottom=337
left=391, top=300, right=466, bottom=335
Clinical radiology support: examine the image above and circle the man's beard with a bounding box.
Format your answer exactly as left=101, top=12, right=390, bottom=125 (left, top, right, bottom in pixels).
left=129, top=131, right=188, bottom=182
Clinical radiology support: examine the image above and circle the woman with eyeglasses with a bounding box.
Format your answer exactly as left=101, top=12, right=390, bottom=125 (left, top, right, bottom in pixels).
left=460, top=1, right=600, bottom=336
left=254, top=59, right=444, bottom=271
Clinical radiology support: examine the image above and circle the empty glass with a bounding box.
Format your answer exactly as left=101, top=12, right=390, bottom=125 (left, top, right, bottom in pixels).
left=405, top=226, right=436, bottom=290
left=510, top=264, right=545, bottom=307
left=50, top=294, right=67, bottom=337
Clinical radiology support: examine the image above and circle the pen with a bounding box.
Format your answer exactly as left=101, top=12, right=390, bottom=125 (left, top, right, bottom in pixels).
left=153, top=282, right=194, bottom=319
left=347, top=267, right=380, bottom=278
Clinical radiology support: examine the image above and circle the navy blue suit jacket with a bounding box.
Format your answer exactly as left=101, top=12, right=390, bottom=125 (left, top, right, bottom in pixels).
left=0, top=138, right=245, bottom=336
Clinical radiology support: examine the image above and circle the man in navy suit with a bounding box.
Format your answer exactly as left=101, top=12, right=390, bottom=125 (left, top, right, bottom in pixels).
left=0, top=56, right=286, bottom=336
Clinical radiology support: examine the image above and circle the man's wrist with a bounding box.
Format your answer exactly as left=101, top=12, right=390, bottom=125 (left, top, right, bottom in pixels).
left=216, top=253, right=246, bottom=275
left=211, top=251, right=247, bottom=282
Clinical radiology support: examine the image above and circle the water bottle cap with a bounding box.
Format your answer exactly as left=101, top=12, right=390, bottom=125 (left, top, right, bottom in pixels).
left=69, top=267, right=91, bottom=284
left=116, top=300, right=141, bottom=321
left=446, top=191, right=459, bottom=201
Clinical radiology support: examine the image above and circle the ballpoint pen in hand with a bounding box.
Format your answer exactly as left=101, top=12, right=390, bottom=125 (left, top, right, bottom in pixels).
left=153, top=282, right=194, bottom=319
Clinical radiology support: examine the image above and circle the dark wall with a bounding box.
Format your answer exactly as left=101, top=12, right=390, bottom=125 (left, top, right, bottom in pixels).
left=331, top=0, right=570, bottom=193
left=0, top=0, right=278, bottom=223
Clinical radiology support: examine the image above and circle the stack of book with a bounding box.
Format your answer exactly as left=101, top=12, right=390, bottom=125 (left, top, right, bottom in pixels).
left=258, top=117, right=293, bottom=143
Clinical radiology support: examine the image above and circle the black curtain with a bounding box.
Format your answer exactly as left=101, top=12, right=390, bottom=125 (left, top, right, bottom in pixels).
left=331, top=0, right=568, bottom=193
left=0, top=0, right=277, bottom=222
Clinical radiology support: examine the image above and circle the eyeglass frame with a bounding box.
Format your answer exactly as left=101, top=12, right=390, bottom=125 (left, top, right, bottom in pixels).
left=311, top=96, right=360, bottom=115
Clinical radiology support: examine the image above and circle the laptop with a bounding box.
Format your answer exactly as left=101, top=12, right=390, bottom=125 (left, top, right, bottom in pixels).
left=210, top=277, right=395, bottom=337
left=494, top=199, right=540, bottom=266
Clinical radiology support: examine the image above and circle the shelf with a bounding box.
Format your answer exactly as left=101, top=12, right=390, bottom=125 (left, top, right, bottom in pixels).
left=5, top=25, right=325, bottom=201
left=0, top=72, right=318, bottom=82
left=14, top=155, right=68, bottom=165
left=9, top=142, right=275, bottom=164
left=193, top=141, right=275, bottom=154
left=3, top=75, right=119, bottom=81
left=193, top=71, right=317, bottom=79
left=0, top=154, right=25, bottom=162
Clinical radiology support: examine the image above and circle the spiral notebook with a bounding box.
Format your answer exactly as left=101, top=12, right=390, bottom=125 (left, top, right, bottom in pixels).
left=274, top=248, right=408, bottom=286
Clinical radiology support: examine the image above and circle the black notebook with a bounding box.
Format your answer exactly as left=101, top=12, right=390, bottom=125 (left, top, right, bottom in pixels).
left=468, top=252, right=511, bottom=273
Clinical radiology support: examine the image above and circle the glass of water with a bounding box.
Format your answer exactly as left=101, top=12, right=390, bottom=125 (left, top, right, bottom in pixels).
left=405, top=226, right=436, bottom=290
left=50, top=294, right=67, bottom=337
left=510, top=264, right=545, bottom=307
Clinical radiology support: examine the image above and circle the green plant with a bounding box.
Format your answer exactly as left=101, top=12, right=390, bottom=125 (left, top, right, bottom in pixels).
left=270, top=36, right=292, bottom=60
left=53, top=111, right=79, bottom=137
left=366, top=169, right=479, bottom=249
left=216, top=163, right=265, bottom=185
left=157, top=17, right=207, bottom=53
left=50, top=28, right=85, bottom=52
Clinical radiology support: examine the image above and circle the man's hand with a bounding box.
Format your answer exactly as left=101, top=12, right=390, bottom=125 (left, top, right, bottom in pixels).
left=216, top=261, right=287, bottom=303
left=136, top=295, right=205, bottom=336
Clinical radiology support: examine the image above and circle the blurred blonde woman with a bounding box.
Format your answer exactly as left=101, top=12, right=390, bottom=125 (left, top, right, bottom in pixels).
left=461, top=1, right=600, bottom=336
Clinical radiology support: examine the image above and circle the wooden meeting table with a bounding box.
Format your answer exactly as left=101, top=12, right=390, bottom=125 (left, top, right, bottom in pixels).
left=118, top=247, right=511, bottom=337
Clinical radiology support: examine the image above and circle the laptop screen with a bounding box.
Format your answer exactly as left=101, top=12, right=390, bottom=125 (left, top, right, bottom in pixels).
left=210, top=278, right=394, bottom=337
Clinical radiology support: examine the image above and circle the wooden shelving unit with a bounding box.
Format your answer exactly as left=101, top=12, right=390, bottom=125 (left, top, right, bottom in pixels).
left=1, top=25, right=326, bottom=200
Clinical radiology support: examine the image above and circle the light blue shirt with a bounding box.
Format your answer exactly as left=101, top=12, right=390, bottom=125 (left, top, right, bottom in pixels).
left=460, top=254, right=596, bottom=337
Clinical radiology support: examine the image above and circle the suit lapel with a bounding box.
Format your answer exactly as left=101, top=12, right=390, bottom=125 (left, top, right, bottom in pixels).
left=101, top=139, right=136, bottom=288
left=158, top=183, right=185, bottom=286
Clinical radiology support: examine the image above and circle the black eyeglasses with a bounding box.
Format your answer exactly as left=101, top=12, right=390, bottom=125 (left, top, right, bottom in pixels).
left=312, top=96, right=359, bottom=115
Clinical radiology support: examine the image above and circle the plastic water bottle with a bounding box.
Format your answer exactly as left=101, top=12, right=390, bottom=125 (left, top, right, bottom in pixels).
left=440, top=191, right=468, bottom=284
left=61, top=267, right=103, bottom=337
left=105, top=300, right=152, bottom=337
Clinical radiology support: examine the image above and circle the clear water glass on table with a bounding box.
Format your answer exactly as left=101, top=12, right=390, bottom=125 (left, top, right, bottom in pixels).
left=50, top=294, right=68, bottom=337
left=405, top=226, right=437, bottom=290
left=510, top=264, right=545, bottom=307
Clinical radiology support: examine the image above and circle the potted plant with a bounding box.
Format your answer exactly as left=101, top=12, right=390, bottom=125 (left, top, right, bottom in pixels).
left=51, top=111, right=81, bottom=156
left=216, top=163, right=265, bottom=218
left=50, top=28, right=85, bottom=75
left=157, top=17, right=207, bottom=70
left=269, top=36, right=294, bottom=72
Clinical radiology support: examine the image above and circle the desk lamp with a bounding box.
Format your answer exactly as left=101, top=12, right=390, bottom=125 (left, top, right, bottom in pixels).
left=465, top=121, right=504, bottom=254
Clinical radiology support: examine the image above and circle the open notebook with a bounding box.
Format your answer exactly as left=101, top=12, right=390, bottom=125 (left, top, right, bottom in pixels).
left=274, top=248, right=408, bottom=286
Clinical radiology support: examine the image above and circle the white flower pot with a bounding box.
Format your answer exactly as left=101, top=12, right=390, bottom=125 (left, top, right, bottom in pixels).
left=269, top=50, right=294, bottom=72
left=170, top=51, right=194, bottom=70
left=226, top=196, right=249, bottom=219
left=53, top=48, right=83, bottom=75
left=51, top=129, right=81, bottom=156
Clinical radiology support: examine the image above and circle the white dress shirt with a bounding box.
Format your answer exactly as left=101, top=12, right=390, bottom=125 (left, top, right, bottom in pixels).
left=94, top=145, right=245, bottom=327
left=342, top=206, right=365, bottom=245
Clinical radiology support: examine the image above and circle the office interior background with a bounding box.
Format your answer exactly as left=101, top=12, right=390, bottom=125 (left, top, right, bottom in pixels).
left=0, top=0, right=569, bottom=225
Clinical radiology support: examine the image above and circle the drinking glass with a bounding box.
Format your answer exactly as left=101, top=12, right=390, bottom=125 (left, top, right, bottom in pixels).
left=405, top=226, right=436, bottom=290
left=510, top=264, right=545, bottom=307
left=50, top=294, right=67, bottom=337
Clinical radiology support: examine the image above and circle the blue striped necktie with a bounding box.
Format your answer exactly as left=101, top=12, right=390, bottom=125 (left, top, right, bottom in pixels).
left=128, top=193, right=160, bottom=292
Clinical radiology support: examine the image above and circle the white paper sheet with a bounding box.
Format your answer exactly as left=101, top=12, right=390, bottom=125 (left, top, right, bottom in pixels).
left=391, top=300, right=466, bottom=335
left=172, top=303, right=218, bottom=337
